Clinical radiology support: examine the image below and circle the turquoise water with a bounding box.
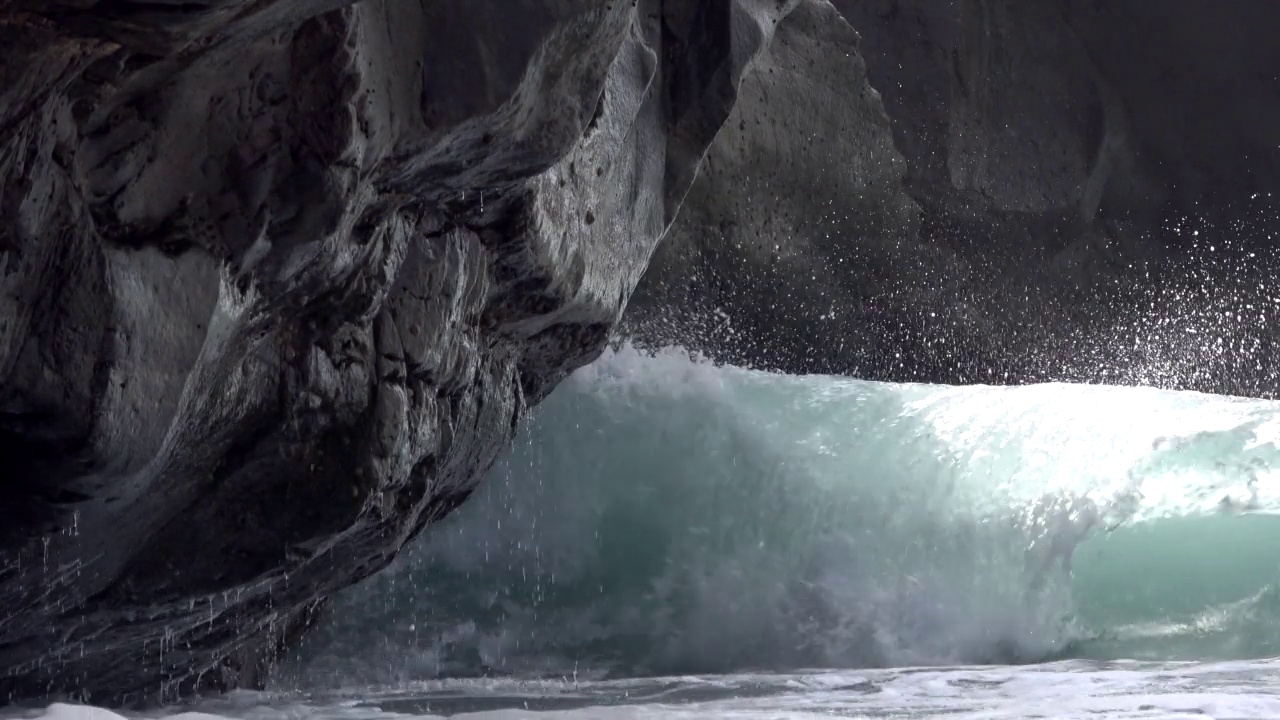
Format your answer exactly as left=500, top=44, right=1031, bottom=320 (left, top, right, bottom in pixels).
left=1073, top=515, right=1280, bottom=660
left=279, top=345, right=1280, bottom=688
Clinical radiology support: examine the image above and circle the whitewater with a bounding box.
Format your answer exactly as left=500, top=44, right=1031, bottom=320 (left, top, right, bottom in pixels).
left=10, top=345, right=1280, bottom=719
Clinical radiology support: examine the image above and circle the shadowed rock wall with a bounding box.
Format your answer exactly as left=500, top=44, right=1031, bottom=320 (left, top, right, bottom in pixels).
left=0, top=0, right=810, bottom=704
left=628, top=0, right=1280, bottom=394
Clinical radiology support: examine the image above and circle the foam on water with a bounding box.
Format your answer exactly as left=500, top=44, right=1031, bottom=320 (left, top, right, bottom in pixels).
left=12, top=660, right=1280, bottom=719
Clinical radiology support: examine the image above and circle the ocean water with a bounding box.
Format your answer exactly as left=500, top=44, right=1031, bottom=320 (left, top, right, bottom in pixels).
left=10, top=345, right=1280, bottom=719
left=13, top=661, right=1280, bottom=719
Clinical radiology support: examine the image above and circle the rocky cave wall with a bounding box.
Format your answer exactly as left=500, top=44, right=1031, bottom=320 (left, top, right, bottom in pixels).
left=627, top=0, right=1280, bottom=394
left=0, top=0, right=812, bottom=705
left=2, top=0, right=1279, bottom=707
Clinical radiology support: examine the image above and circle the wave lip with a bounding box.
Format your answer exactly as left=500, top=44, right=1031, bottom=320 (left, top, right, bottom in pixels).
left=281, top=345, right=1280, bottom=687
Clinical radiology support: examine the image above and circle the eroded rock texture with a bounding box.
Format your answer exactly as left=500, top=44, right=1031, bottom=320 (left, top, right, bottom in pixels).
left=628, top=0, right=1280, bottom=394
left=0, top=0, right=807, bottom=705
left=628, top=0, right=924, bottom=372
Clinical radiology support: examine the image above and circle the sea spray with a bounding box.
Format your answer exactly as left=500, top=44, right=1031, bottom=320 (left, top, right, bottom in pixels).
left=280, top=345, right=1280, bottom=688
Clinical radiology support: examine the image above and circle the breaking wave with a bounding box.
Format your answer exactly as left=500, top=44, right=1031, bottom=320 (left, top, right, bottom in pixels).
left=279, top=345, right=1280, bottom=688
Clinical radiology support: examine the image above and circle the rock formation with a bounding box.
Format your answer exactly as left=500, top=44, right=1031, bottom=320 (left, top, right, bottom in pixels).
left=628, top=0, right=1280, bottom=395
left=627, top=0, right=925, bottom=374
left=4, top=0, right=1279, bottom=707
left=0, top=0, right=812, bottom=705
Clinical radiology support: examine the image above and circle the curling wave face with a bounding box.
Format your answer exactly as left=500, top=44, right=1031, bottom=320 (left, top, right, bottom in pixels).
left=280, top=346, right=1280, bottom=688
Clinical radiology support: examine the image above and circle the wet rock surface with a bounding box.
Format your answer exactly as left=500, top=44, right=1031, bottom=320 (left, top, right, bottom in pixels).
left=626, top=0, right=1280, bottom=396
left=5, top=0, right=1280, bottom=707
left=0, top=0, right=809, bottom=705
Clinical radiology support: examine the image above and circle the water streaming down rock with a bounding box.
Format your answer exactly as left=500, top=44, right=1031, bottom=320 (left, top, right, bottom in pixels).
left=0, top=0, right=826, bottom=702
left=278, top=345, right=1280, bottom=688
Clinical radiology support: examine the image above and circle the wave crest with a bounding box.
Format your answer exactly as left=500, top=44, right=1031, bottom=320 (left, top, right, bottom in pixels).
left=279, top=345, right=1280, bottom=688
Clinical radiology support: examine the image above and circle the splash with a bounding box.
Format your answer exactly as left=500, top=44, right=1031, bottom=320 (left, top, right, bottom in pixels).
left=280, top=345, right=1280, bottom=687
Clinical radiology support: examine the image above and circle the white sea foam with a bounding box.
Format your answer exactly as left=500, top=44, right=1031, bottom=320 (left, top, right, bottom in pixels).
left=13, top=660, right=1280, bottom=719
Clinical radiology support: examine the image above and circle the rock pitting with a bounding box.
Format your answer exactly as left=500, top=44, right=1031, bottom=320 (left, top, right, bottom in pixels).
left=0, top=0, right=811, bottom=705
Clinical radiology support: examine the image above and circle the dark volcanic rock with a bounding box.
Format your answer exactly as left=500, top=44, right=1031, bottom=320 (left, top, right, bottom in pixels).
left=627, top=0, right=926, bottom=374
left=0, top=0, right=809, bottom=705
left=626, top=0, right=1280, bottom=394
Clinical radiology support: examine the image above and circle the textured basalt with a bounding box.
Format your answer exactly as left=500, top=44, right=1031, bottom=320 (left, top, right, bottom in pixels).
left=0, top=0, right=810, bottom=705
left=628, top=0, right=1280, bottom=394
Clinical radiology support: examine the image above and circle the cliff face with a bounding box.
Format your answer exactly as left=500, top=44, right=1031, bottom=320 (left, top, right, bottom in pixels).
left=0, top=0, right=809, bottom=704
left=3, top=0, right=1278, bottom=706
left=628, top=0, right=1280, bottom=395
left=627, top=0, right=925, bottom=372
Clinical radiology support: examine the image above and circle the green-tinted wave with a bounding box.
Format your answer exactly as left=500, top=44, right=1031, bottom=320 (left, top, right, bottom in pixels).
left=281, top=346, right=1280, bottom=688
